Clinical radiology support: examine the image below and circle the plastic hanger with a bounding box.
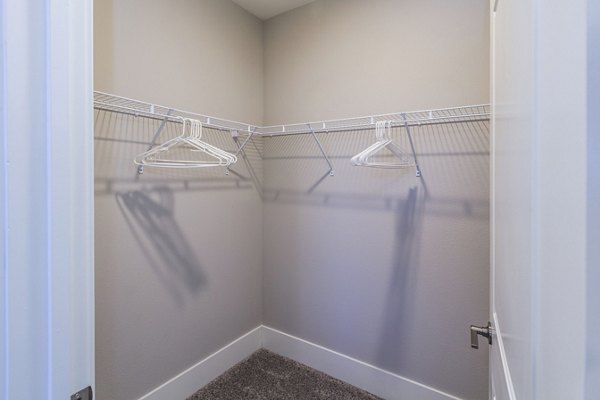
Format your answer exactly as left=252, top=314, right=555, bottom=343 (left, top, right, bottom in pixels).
left=351, top=121, right=415, bottom=168
left=186, top=119, right=237, bottom=164
left=134, top=118, right=237, bottom=168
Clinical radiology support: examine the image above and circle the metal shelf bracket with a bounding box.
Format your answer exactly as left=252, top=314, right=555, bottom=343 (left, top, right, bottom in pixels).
left=308, top=124, right=334, bottom=177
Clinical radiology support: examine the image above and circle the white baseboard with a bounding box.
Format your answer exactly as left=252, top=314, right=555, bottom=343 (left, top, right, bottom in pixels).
left=262, top=326, right=463, bottom=400
left=138, top=325, right=463, bottom=400
left=138, top=326, right=263, bottom=400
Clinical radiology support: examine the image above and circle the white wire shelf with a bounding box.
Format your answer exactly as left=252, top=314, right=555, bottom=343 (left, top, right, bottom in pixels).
left=94, top=91, right=490, bottom=137
left=260, top=105, right=490, bottom=136
left=94, top=91, right=258, bottom=134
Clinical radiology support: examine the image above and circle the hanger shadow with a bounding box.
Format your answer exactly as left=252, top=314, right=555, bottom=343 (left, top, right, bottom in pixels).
left=376, top=186, right=425, bottom=369
left=116, top=187, right=207, bottom=306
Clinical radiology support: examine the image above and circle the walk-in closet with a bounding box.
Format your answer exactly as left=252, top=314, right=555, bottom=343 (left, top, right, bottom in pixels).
left=4, top=0, right=595, bottom=400
left=94, top=1, right=489, bottom=399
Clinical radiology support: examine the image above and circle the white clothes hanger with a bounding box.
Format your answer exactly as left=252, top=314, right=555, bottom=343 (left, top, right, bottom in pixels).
left=186, top=119, right=237, bottom=164
left=351, top=121, right=391, bottom=166
left=351, top=121, right=415, bottom=168
left=134, top=118, right=237, bottom=168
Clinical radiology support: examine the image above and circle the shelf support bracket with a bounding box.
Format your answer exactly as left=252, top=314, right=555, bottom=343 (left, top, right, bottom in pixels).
left=308, top=124, right=334, bottom=177
left=232, top=128, right=255, bottom=158
left=227, top=127, right=256, bottom=175
left=137, top=109, right=173, bottom=175
left=402, top=114, right=422, bottom=178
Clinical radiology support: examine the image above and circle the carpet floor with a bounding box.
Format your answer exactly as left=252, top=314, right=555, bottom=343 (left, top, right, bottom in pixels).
left=187, top=349, right=382, bottom=400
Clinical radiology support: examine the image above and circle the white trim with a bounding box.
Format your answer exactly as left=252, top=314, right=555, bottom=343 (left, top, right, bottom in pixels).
left=0, top=0, right=7, bottom=396
left=46, top=0, right=95, bottom=397
left=489, top=6, right=496, bottom=400
left=262, top=326, right=463, bottom=400
left=138, top=326, right=263, bottom=400
left=138, top=325, right=464, bottom=400
left=492, top=313, right=516, bottom=400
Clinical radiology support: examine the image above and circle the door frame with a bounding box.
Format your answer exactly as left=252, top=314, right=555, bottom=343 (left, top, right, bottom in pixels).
left=0, top=0, right=95, bottom=398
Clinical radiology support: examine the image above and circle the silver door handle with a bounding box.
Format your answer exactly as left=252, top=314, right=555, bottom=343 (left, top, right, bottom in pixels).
left=470, top=322, right=493, bottom=349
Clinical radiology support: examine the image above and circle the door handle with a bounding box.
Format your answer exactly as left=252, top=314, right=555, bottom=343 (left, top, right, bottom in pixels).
left=470, top=322, right=493, bottom=349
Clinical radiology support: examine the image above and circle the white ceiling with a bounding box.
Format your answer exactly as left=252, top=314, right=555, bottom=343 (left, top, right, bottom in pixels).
left=232, top=0, right=317, bottom=20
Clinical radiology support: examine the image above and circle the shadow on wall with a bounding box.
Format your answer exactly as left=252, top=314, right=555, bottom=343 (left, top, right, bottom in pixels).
left=116, top=188, right=207, bottom=306
left=377, top=186, right=425, bottom=368
left=94, top=110, right=265, bottom=304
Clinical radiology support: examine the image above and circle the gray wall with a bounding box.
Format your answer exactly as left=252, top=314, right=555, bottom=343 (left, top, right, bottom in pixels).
left=263, top=0, right=489, bottom=125
left=95, top=0, right=263, bottom=125
left=94, top=1, right=264, bottom=399
left=262, top=1, right=490, bottom=399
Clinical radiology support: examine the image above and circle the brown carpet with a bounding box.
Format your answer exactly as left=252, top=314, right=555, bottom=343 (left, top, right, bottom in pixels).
left=187, top=349, right=382, bottom=400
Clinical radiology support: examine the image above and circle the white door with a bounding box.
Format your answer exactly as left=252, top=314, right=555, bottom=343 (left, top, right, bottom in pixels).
left=489, top=0, right=535, bottom=397
left=0, top=0, right=95, bottom=399
left=489, top=0, right=589, bottom=399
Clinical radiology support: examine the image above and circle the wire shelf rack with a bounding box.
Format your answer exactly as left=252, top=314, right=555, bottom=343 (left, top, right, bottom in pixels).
left=94, top=91, right=258, bottom=134
left=94, top=91, right=490, bottom=137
